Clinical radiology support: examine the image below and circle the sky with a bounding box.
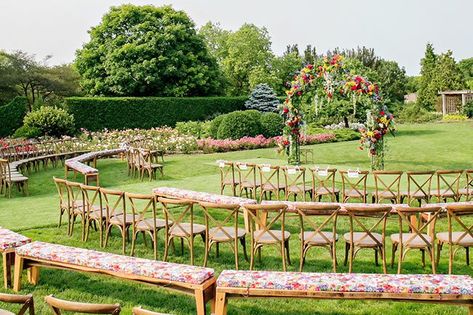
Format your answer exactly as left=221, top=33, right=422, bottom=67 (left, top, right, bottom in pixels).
left=0, top=0, right=471, bottom=75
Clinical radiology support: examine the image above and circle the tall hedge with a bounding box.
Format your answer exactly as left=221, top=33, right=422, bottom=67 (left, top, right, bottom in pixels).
left=65, top=97, right=247, bottom=131
left=0, top=97, right=28, bottom=137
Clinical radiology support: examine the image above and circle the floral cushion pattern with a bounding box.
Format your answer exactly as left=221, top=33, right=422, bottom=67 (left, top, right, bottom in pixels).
left=65, top=149, right=125, bottom=174
left=153, top=187, right=257, bottom=206
left=423, top=201, right=473, bottom=208
left=217, top=270, right=473, bottom=295
left=16, top=242, right=214, bottom=285
left=261, top=200, right=408, bottom=213
left=0, top=228, right=31, bottom=251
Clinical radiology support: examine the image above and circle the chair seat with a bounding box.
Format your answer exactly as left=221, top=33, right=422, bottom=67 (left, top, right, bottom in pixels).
left=400, top=191, right=429, bottom=198
left=300, top=231, right=338, bottom=245
left=390, top=233, right=433, bottom=248
left=345, top=189, right=368, bottom=198
left=5, top=176, right=28, bottom=182
left=314, top=187, right=340, bottom=195
left=459, top=188, right=473, bottom=196
left=223, top=179, right=240, bottom=186
left=209, top=227, right=246, bottom=242
left=261, top=183, right=283, bottom=191
left=0, top=309, right=15, bottom=315
left=287, top=185, right=311, bottom=193
left=253, top=230, right=291, bottom=243
left=109, top=214, right=137, bottom=225
left=437, top=232, right=473, bottom=246
left=430, top=189, right=456, bottom=197
left=343, top=232, right=382, bottom=247
left=136, top=218, right=169, bottom=231
left=373, top=191, right=398, bottom=199
left=169, top=223, right=205, bottom=237
left=150, top=163, right=163, bottom=169
left=241, top=181, right=260, bottom=188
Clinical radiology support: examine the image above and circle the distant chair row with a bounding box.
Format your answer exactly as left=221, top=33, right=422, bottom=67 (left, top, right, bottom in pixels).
left=125, top=148, right=164, bottom=181
left=217, top=161, right=473, bottom=205
left=0, top=292, right=166, bottom=314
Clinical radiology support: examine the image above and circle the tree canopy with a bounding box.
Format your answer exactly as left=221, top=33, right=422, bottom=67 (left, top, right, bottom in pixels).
left=75, top=5, right=223, bottom=97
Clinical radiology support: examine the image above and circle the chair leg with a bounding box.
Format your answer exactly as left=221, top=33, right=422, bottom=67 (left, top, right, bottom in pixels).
left=299, top=242, right=305, bottom=272
left=281, top=242, right=287, bottom=272
left=344, top=242, right=349, bottom=266
left=466, top=247, right=470, bottom=265
left=391, top=243, right=397, bottom=268
left=285, top=239, right=291, bottom=266
left=421, top=249, right=426, bottom=267
left=240, top=237, right=249, bottom=262
left=436, top=241, right=442, bottom=268
left=375, top=248, right=379, bottom=266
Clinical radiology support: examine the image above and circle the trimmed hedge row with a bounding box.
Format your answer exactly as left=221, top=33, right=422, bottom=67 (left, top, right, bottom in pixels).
left=65, top=97, right=247, bottom=131
left=0, top=97, right=28, bottom=137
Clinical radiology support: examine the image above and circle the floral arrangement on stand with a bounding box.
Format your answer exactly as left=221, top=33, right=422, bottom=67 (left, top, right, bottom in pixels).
left=281, top=54, right=394, bottom=167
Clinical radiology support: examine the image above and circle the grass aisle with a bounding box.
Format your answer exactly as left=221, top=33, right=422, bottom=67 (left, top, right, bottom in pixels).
left=0, top=122, right=472, bottom=314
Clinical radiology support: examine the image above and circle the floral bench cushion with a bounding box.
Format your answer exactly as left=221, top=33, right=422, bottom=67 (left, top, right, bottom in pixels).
left=423, top=201, right=473, bottom=208
left=0, top=228, right=31, bottom=251
left=153, top=187, right=257, bottom=206
left=65, top=149, right=125, bottom=174
left=16, top=242, right=214, bottom=285
left=217, top=270, right=473, bottom=295
left=261, top=201, right=408, bottom=213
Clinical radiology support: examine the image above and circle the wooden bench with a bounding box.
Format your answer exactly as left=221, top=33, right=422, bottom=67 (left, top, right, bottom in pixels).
left=215, top=270, right=473, bottom=314
left=65, top=149, right=125, bottom=185
left=0, top=228, right=31, bottom=288
left=13, top=241, right=216, bottom=315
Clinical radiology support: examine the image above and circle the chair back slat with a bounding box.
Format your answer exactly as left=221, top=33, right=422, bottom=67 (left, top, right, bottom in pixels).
left=373, top=170, right=403, bottom=203
left=310, top=167, right=337, bottom=202
left=45, top=295, right=120, bottom=314
left=340, top=170, right=369, bottom=203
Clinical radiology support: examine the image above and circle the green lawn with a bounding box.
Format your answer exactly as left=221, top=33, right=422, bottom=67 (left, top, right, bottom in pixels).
left=0, top=122, right=472, bottom=314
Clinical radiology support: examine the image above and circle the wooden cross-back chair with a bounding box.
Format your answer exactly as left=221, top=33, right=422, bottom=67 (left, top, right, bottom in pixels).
left=218, top=161, right=239, bottom=196
left=432, top=170, right=463, bottom=202
left=339, top=170, right=369, bottom=203
left=199, top=202, right=248, bottom=269
left=160, top=197, right=205, bottom=265
left=391, top=206, right=442, bottom=274
left=101, top=188, right=130, bottom=254
left=81, top=184, right=106, bottom=246
left=257, top=164, right=283, bottom=201
left=343, top=205, right=392, bottom=273
left=296, top=203, right=340, bottom=272
left=437, top=204, right=473, bottom=274
left=0, top=159, right=28, bottom=198
left=401, top=171, right=434, bottom=206
left=65, top=180, right=85, bottom=238
left=127, top=193, right=163, bottom=260
left=53, top=177, right=69, bottom=229
left=243, top=203, right=291, bottom=271
left=44, top=295, right=120, bottom=314
left=310, top=167, right=339, bottom=202
left=138, top=149, right=163, bottom=181
left=281, top=166, right=311, bottom=201
left=372, top=170, right=403, bottom=203
left=126, top=149, right=135, bottom=177
left=0, top=293, right=34, bottom=315
left=460, top=170, right=473, bottom=201
left=235, top=162, right=260, bottom=199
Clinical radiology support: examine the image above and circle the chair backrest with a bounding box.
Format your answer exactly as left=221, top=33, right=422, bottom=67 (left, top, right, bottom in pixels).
left=243, top=203, right=288, bottom=243
left=132, top=306, right=166, bottom=315
left=445, top=204, right=473, bottom=244
left=0, top=159, right=11, bottom=182
left=159, top=197, right=194, bottom=237
left=0, top=293, right=34, bottom=315
left=126, top=193, right=157, bottom=230
left=281, top=166, right=307, bottom=199
left=235, top=162, right=257, bottom=186
left=406, top=171, right=435, bottom=204
left=218, top=160, right=236, bottom=185
left=100, top=188, right=126, bottom=220
left=0, top=158, right=7, bottom=180
left=340, top=170, right=369, bottom=202
left=53, top=177, right=69, bottom=208
left=80, top=184, right=103, bottom=217
left=295, top=203, right=340, bottom=244
left=257, top=164, right=279, bottom=191
left=310, top=167, right=337, bottom=201
left=65, top=180, right=83, bottom=210
left=199, top=201, right=241, bottom=241
left=435, top=170, right=463, bottom=201
left=373, top=170, right=403, bottom=203
left=395, top=206, right=442, bottom=247
left=45, top=295, right=120, bottom=314
left=344, top=205, right=392, bottom=247
left=464, top=170, right=473, bottom=201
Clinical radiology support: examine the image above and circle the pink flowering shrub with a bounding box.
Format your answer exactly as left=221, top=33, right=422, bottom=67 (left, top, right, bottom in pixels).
left=198, top=133, right=335, bottom=153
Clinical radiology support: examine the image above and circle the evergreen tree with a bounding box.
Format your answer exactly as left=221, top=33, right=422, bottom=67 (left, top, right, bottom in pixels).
left=417, top=43, right=438, bottom=110
left=244, top=84, right=280, bottom=112
left=432, top=51, right=465, bottom=92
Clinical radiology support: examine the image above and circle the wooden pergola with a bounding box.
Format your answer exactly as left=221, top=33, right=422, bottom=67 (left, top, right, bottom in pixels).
left=439, top=90, right=473, bottom=115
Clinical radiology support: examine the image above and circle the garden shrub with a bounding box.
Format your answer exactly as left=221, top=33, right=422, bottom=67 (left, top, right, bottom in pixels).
left=331, top=128, right=361, bottom=141
left=217, top=110, right=262, bottom=140
left=23, top=106, right=75, bottom=137
left=397, top=103, right=441, bottom=123
left=442, top=114, right=468, bottom=121
left=463, top=100, right=473, bottom=118
left=0, top=97, right=28, bottom=137
left=13, top=125, right=42, bottom=139
left=260, top=112, right=284, bottom=137
left=209, top=114, right=227, bottom=139
left=175, top=120, right=211, bottom=139
left=245, top=84, right=280, bottom=112
left=65, top=97, right=247, bottom=131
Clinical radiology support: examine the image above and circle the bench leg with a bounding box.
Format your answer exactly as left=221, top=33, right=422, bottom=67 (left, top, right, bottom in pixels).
left=13, top=255, right=24, bottom=292
left=195, top=288, right=206, bottom=315
left=2, top=252, right=13, bottom=288
left=27, top=266, right=40, bottom=285
left=215, top=291, right=227, bottom=315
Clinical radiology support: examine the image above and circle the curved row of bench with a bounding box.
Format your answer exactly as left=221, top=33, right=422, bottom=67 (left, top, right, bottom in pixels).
left=64, top=148, right=125, bottom=185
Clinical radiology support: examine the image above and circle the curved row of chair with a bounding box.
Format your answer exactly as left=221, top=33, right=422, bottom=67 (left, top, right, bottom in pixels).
left=125, top=147, right=164, bottom=181
left=218, top=161, right=473, bottom=204
left=64, top=148, right=125, bottom=185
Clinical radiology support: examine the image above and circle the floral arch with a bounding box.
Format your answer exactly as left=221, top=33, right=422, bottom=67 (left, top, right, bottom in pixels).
left=280, top=54, right=395, bottom=169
